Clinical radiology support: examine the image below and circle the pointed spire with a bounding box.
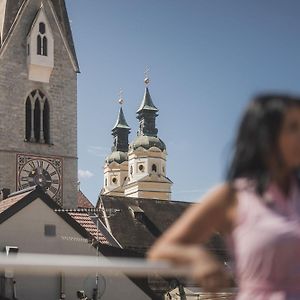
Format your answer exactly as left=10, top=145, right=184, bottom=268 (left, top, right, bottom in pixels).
left=130, top=70, right=167, bottom=151
left=50, top=0, right=79, bottom=70
left=0, top=0, right=24, bottom=45
left=113, top=89, right=130, bottom=130
left=0, top=0, right=79, bottom=71
left=136, top=71, right=159, bottom=137
left=110, top=92, right=131, bottom=154
left=112, top=106, right=130, bottom=130
left=137, top=68, right=158, bottom=113
left=137, top=87, right=158, bottom=113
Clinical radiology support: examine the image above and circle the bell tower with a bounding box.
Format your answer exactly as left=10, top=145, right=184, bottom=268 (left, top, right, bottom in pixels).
left=103, top=93, right=131, bottom=196
left=0, top=0, right=79, bottom=207
left=124, top=74, right=172, bottom=200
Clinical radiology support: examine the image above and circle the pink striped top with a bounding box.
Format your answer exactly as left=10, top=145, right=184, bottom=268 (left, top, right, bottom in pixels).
left=227, top=178, right=300, bottom=300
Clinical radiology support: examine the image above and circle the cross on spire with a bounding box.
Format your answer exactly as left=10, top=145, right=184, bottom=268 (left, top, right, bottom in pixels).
left=118, top=88, right=124, bottom=105
left=144, top=66, right=150, bottom=86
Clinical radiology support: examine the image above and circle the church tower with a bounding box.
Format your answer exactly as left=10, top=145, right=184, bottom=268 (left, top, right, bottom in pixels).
left=0, top=0, right=79, bottom=207
left=102, top=96, right=131, bottom=196
left=124, top=76, right=172, bottom=200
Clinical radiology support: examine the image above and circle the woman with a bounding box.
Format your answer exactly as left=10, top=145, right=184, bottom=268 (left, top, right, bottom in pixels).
left=148, top=94, right=300, bottom=299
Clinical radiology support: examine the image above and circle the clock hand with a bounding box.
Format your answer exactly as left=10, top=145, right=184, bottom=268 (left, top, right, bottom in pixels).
left=37, top=167, right=43, bottom=175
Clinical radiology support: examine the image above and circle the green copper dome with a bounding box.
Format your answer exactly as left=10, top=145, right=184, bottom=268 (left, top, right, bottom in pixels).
left=112, top=107, right=130, bottom=130
left=130, top=135, right=166, bottom=151
left=137, top=87, right=158, bottom=113
left=106, top=151, right=128, bottom=164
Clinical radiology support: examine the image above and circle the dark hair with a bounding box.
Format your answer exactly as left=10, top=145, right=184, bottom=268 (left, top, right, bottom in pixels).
left=226, top=94, right=300, bottom=194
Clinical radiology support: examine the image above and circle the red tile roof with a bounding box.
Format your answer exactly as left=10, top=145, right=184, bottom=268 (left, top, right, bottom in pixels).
left=77, top=190, right=94, bottom=209
left=0, top=189, right=110, bottom=245
left=68, top=212, right=110, bottom=245
left=0, top=191, right=32, bottom=213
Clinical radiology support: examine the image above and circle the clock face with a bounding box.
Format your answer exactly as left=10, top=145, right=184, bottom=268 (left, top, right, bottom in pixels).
left=17, top=155, right=63, bottom=205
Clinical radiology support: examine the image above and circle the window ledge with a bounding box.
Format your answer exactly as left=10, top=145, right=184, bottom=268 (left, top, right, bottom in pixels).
left=24, top=139, right=53, bottom=146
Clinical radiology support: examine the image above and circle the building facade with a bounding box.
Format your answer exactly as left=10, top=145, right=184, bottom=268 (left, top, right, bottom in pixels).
left=103, top=81, right=173, bottom=201
left=0, top=187, right=153, bottom=300
left=0, top=0, right=79, bottom=208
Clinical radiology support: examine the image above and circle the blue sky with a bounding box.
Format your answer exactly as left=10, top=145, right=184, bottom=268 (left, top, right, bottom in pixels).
left=66, top=0, right=300, bottom=203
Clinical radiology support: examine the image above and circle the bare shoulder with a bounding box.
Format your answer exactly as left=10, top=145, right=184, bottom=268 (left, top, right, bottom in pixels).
left=191, top=182, right=238, bottom=235
left=198, top=182, right=237, bottom=209
left=149, top=183, right=238, bottom=245
left=163, top=183, right=238, bottom=243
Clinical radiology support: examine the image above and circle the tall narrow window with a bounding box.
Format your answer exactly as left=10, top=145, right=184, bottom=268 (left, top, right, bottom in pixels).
left=43, top=99, right=50, bottom=144
left=39, top=22, right=46, bottom=34
left=37, top=22, right=47, bottom=56
left=34, top=100, right=41, bottom=142
left=152, top=164, right=157, bottom=172
left=37, top=35, right=42, bottom=55
left=25, top=99, right=31, bottom=141
left=42, top=37, right=47, bottom=56
left=25, top=90, right=50, bottom=144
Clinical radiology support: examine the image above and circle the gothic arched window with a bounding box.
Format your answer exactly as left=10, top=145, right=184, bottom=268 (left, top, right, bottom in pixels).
left=25, top=90, right=50, bottom=144
left=43, top=37, right=48, bottom=56
left=37, top=22, right=47, bottom=56
left=43, top=99, right=50, bottom=144
left=37, top=35, right=42, bottom=55
left=34, top=100, right=41, bottom=142
left=25, top=98, right=31, bottom=141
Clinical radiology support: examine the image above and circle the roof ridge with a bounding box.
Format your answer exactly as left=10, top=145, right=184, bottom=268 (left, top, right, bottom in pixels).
left=77, top=190, right=94, bottom=209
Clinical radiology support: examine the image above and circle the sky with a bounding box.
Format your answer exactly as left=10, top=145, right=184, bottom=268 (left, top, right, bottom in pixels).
left=66, top=0, right=300, bottom=204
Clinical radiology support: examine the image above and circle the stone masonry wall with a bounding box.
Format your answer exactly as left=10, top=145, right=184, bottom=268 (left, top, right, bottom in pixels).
left=0, top=0, right=77, bottom=207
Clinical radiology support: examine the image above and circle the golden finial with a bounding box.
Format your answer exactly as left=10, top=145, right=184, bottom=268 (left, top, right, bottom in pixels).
left=144, top=66, right=150, bottom=86
left=118, top=88, right=124, bottom=105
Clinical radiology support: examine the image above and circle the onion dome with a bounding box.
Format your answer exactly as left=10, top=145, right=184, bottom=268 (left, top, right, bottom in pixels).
left=130, top=135, right=166, bottom=151
left=106, top=151, right=128, bottom=164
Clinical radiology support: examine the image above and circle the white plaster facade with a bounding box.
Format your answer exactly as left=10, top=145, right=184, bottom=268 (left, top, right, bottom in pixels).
left=27, top=4, right=54, bottom=83
left=103, top=160, right=128, bottom=197
left=0, top=196, right=151, bottom=300
left=125, top=146, right=172, bottom=200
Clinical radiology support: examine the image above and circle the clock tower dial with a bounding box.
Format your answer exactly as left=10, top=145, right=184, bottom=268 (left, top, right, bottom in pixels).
left=17, top=154, right=63, bottom=205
